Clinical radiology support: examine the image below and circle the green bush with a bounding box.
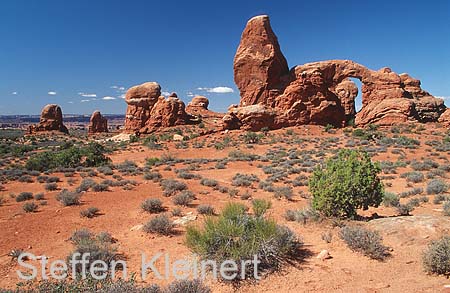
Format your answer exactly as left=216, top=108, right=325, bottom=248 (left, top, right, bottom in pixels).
left=309, top=149, right=384, bottom=218
left=382, top=192, right=400, bottom=207
left=340, top=226, right=390, bottom=260
left=423, top=236, right=450, bottom=275
left=25, top=142, right=110, bottom=172
left=186, top=203, right=302, bottom=280
left=252, top=199, right=272, bottom=217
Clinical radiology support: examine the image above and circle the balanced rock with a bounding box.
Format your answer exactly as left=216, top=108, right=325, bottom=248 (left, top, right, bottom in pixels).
left=225, top=15, right=446, bottom=131
left=88, top=111, right=108, bottom=134
left=28, top=104, right=68, bottom=134
left=124, top=82, right=161, bottom=132
left=186, top=96, right=209, bottom=115
left=123, top=83, right=192, bottom=133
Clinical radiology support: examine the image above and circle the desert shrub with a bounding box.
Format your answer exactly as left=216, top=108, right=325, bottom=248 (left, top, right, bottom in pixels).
left=171, top=207, right=182, bottom=217
left=443, top=201, right=450, bottom=216
left=309, top=149, right=384, bottom=218
left=143, top=214, right=173, bottom=235
left=232, top=173, right=260, bottom=187
left=23, top=202, right=38, bottom=213
left=44, top=182, right=58, bottom=191
left=0, top=278, right=164, bottom=292
left=197, top=204, right=215, bottom=215
left=410, top=159, right=439, bottom=171
left=426, top=179, right=448, bottom=195
left=0, top=196, right=5, bottom=206
left=399, top=187, right=423, bottom=198
left=76, top=178, right=96, bottom=192
left=173, top=192, right=194, bottom=206
left=396, top=203, right=415, bottom=216
left=272, top=186, right=293, bottom=200
left=423, top=236, right=450, bottom=275
left=143, top=171, right=162, bottom=182
left=67, top=229, right=118, bottom=277
left=46, top=176, right=60, bottom=183
left=186, top=203, right=302, bottom=280
left=97, top=166, right=113, bottom=175
left=242, top=131, right=263, bottom=144
left=340, top=226, right=390, bottom=260
left=16, top=192, right=33, bottom=202
left=91, top=183, right=109, bottom=192
left=252, top=199, right=271, bottom=217
left=18, top=175, right=34, bottom=183
left=141, top=198, right=164, bottom=213
left=401, top=171, right=425, bottom=183
left=177, top=171, right=199, bottom=180
left=433, top=194, right=448, bottom=204
left=199, top=178, right=218, bottom=187
left=80, top=207, right=100, bottom=218
left=165, top=279, right=211, bottom=293
left=382, top=192, right=400, bottom=207
left=34, top=193, right=44, bottom=200
left=56, top=189, right=81, bottom=206
left=160, top=179, right=187, bottom=196
left=284, top=207, right=320, bottom=224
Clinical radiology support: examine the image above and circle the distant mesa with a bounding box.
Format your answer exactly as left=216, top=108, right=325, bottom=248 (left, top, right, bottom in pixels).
left=124, top=82, right=195, bottom=134
left=28, top=104, right=68, bottom=134
left=226, top=15, right=446, bottom=130
left=88, top=110, right=108, bottom=134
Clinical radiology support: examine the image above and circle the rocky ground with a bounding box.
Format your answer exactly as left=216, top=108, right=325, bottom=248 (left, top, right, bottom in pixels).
left=0, top=123, right=450, bottom=292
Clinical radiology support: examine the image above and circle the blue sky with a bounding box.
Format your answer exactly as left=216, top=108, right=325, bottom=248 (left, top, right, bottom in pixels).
left=0, top=0, right=449, bottom=115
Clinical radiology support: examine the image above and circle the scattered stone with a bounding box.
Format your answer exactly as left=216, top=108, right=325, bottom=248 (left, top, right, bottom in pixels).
left=316, top=250, right=332, bottom=260
left=130, top=224, right=144, bottom=231
left=173, top=212, right=197, bottom=226
left=173, top=134, right=184, bottom=141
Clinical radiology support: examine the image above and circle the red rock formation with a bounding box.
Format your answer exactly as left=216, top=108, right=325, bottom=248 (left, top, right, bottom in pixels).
left=438, top=108, right=450, bottom=127
left=124, top=84, right=193, bottom=133
left=124, top=82, right=161, bottom=132
left=234, top=15, right=290, bottom=107
left=186, top=96, right=223, bottom=119
left=28, top=104, right=68, bottom=134
left=226, top=15, right=446, bottom=130
left=88, top=111, right=108, bottom=134
left=186, top=96, right=209, bottom=115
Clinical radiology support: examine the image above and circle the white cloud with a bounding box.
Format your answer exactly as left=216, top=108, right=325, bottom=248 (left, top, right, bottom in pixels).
left=186, top=91, right=194, bottom=97
left=81, top=99, right=90, bottom=103
left=436, top=96, right=450, bottom=100
left=68, top=101, right=74, bottom=104
left=48, top=91, right=57, bottom=95
left=162, top=91, right=171, bottom=96
left=198, top=86, right=234, bottom=94
left=102, top=96, right=116, bottom=100
left=11, top=91, right=17, bottom=95
left=78, top=92, right=97, bottom=98
left=119, top=94, right=126, bottom=99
